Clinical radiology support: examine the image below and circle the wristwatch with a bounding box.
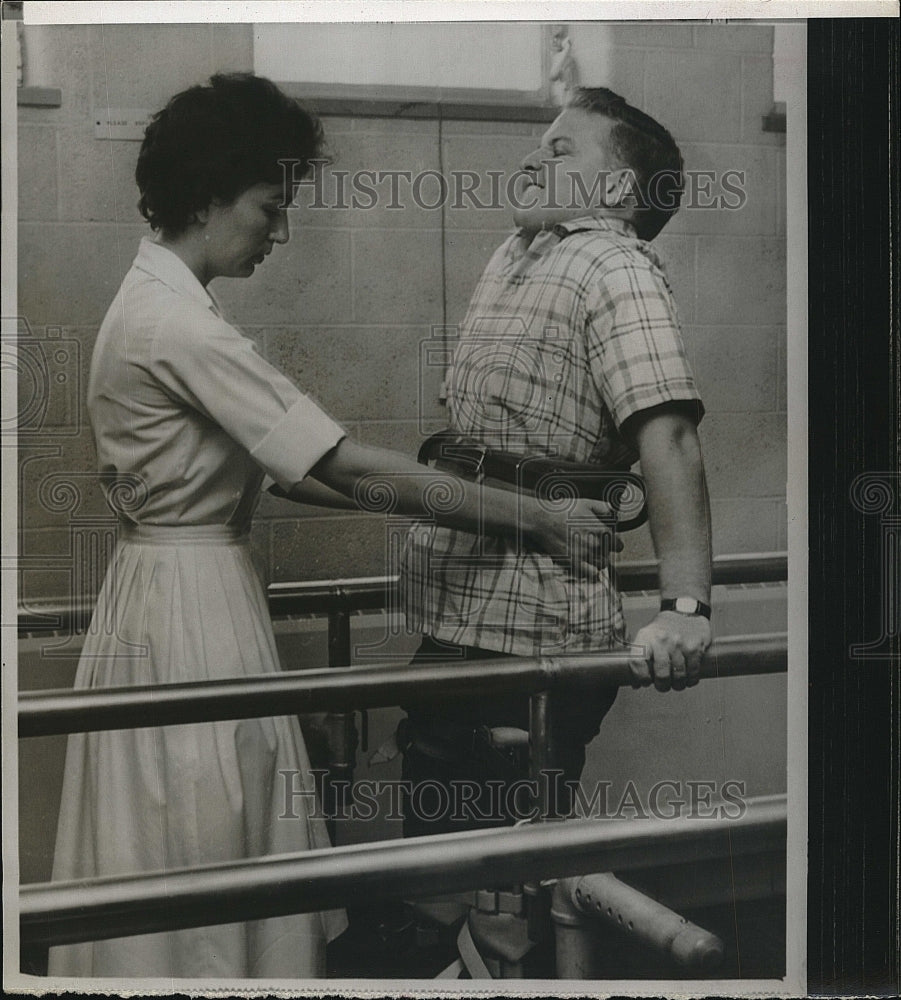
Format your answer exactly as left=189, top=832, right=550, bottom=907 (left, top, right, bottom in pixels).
left=660, top=597, right=712, bottom=619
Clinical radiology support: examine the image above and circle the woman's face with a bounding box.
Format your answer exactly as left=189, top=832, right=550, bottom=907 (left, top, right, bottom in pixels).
left=202, top=182, right=290, bottom=281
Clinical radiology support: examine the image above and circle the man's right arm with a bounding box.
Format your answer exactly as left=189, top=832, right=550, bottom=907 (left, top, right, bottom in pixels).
left=624, top=404, right=712, bottom=692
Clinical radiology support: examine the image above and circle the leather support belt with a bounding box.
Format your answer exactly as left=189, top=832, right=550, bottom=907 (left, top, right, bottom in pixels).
left=417, top=430, right=648, bottom=532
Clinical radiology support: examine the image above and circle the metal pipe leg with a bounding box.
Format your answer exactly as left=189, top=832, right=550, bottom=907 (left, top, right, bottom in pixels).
left=551, top=873, right=725, bottom=978
left=325, top=609, right=357, bottom=842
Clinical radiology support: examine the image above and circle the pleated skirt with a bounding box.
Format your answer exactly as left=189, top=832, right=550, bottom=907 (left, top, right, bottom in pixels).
left=47, top=523, right=347, bottom=979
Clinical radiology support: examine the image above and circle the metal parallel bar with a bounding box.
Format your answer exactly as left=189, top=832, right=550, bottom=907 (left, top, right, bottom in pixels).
left=19, top=795, right=787, bottom=950
left=16, top=553, right=788, bottom=635
left=527, top=688, right=555, bottom=944
left=18, top=633, right=788, bottom=739
left=529, top=689, right=554, bottom=820
left=270, top=576, right=397, bottom=617
left=614, top=552, right=788, bottom=591
left=324, top=610, right=356, bottom=843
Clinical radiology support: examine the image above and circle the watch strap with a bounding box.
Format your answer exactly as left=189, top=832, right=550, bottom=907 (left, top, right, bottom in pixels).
left=660, top=597, right=712, bottom=619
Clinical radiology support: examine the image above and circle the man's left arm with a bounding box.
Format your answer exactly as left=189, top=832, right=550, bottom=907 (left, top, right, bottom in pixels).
left=625, top=404, right=713, bottom=691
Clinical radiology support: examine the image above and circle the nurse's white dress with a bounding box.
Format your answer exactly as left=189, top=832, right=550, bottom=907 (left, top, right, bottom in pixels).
left=48, top=238, right=348, bottom=979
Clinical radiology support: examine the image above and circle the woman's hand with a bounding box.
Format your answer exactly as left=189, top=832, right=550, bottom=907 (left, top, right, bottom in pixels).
left=523, top=496, right=624, bottom=576
left=310, top=439, right=623, bottom=572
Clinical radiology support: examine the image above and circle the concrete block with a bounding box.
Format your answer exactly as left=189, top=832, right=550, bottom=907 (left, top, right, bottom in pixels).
left=351, top=118, right=439, bottom=137
left=778, top=505, right=789, bottom=550
left=443, top=229, right=512, bottom=327
left=65, top=327, right=100, bottom=406
left=210, top=24, right=254, bottom=72
left=56, top=126, right=142, bottom=223
left=618, top=522, right=656, bottom=562
left=255, top=482, right=352, bottom=521
left=441, top=132, right=542, bottom=231
left=13, top=325, right=89, bottom=434
left=622, top=497, right=783, bottom=561
left=695, top=236, right=786, bottom=326
left=18, top=432, right=104, bottom=532
left=608, top=23, right=695, bottom=48
left=441, top=120, right=542, bottom=137
left=18, top=223, right=144, bottom=326
left=693, top=25, right=774, bottom=53
left=683, top=325, right=780, bottom=412
left=17, top=531, right=74, bottom=608
left=354, top=420, right=445, bottom=456
left=645, top=50, right=742, bottom=143
left=18, top=26, right=91, bottom=126
left=89, top=24, right=218, bottom=110
left=651, top=234, right=697, bottom=324
left=264, top=325, right=441, bottom=424
left=18, top=126, right=58, bottom=222
left=212, top=225, right=353, bottom=325
left=318, top=116, right=355, bottom=137
left=300, top=130, right=441, bottom=229
left=709, top=498, right=781, bottom=554
left=591, top=45, right=647, bottom=108
left=698, top=412, right=787, bottom=499
left=668, top=143, right=778, bottom=237
left=741, top=55, right=784, bottom=146
left=271, top=515, right=394, bottom=581
left=352, top=229, right=444, bottom=324
left=8, top=515, right=53, bottom=564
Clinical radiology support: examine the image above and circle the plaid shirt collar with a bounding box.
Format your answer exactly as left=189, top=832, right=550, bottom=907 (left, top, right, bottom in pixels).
left=505, top=216, right=638, bottom=282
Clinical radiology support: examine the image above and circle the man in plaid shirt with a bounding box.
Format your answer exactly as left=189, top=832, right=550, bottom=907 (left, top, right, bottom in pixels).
left=397, top=88, right=712, bottom=835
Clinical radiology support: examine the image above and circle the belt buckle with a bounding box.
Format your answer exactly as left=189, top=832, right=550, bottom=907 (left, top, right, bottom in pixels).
left=471, top=443, right=489, bottom=481
left=447, top=440, right=488, bottom=482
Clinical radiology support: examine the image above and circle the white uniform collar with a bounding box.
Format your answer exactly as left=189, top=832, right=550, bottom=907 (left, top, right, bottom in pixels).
left=132, top=237, right=221, bottom=315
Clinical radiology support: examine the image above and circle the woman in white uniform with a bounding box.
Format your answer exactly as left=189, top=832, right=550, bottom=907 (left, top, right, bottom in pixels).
left=48, top=73, right=618, bottom=980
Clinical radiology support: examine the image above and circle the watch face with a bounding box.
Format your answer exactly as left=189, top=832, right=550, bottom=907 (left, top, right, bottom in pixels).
left=674, top=597, right=699, bottom=614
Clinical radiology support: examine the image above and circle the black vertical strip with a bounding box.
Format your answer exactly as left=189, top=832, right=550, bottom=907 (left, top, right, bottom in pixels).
left=808, top=17, right=900, bottom=997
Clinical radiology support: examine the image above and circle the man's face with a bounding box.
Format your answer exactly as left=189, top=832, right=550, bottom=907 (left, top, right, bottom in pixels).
left=512, top=108, right=623, bottom=235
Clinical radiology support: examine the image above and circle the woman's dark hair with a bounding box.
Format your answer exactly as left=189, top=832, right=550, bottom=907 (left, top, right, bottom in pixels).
left=570, top=87, right=683, bottom=241
left=136, top=73, right=325, bottom=235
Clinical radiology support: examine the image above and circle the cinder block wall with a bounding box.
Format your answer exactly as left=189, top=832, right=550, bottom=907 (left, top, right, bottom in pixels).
left=17, top=23, right=785, bottom=600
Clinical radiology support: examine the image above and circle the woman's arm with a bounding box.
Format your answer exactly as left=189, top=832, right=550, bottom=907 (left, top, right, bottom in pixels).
left=269, top=478, right=358, bottom=510
left=308, top=438, right=620, bottom=571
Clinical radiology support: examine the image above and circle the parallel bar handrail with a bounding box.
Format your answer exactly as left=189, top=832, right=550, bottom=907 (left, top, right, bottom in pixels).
left=16, top=552, right=787, bottom=635
left=19, top=633, right=787, bottom=739
left=20, top=794, right=787, bottom=949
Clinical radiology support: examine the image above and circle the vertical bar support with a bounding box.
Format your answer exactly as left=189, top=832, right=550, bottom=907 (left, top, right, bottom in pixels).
left=324, top=609, right=357, bottom=842
left=526, top=688, right=557, bottom=944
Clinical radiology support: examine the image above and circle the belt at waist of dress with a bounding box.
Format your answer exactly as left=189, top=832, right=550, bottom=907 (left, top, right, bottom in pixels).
left=118, top=522, right=251, bottom=546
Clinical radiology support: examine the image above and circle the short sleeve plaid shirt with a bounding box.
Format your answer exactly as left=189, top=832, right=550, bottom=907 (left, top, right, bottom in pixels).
left=399, top=216, right=703, bottom=656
